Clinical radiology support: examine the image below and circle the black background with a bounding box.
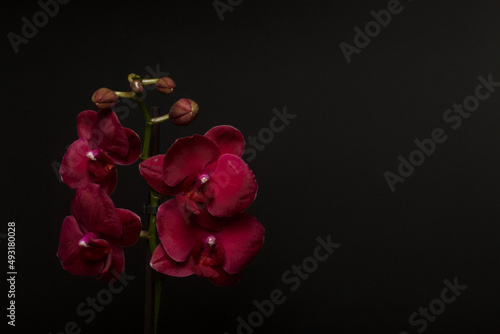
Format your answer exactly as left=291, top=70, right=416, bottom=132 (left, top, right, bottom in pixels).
left=2, top=0, right=500, bottom=333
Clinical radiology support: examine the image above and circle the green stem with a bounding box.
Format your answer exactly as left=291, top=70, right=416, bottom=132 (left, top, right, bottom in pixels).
left=148, top=175, right=161, bottom=334
left=137, top=98, right=151, bottom=123
left=142, top=78, right=160, bottom=85
left=148, top=191, right=159, bottom=254
left=140, top=104, right=162, bottom=334
left=138, top=98, right=152, bottom=160
left=136, top=90, right=163, bottom=334
left=128, top=73, right=141, bottom=83
left=151, top=114, right=170, bottom=124
left=141, top=122, right=152, bottom=161
left=115, top=91, right=136, bottom=98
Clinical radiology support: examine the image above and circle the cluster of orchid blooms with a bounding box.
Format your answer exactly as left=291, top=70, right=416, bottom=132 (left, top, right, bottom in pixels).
left=57, top=74, right=264, bottom=287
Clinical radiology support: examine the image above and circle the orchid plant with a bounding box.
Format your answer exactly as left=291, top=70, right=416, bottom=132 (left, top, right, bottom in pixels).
left=57, top=73, right=264, bottom=333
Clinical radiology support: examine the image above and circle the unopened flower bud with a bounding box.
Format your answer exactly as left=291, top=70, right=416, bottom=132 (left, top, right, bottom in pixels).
left=156, top=77, right=176, bottom=94
left=169, top=98, right=199, bottom=126
left=92, top=88, right=118, bottom=109
left=130, top=79, right=143, bottom=94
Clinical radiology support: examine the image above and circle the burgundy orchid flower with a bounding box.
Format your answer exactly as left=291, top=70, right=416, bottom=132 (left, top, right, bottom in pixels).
left=60, top=109, right=142, bottom=195
left=150, top=198, right=264, bottom=286
left=57, top=184, right=142, bottom=282
left=139, top=125, right=257, bottom=218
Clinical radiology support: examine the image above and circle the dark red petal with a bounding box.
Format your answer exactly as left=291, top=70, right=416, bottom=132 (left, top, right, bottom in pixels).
left=192, top=208, right=232, bottom=232
left=57, top=216, right=104, bottom=277
left=204, top=125, right=245, bottom=157
left=60, top=138, right=94, bottom=190
left=77, top=110, right=97, bottom=140
left=100, top=245, right=125, bottom=283
left=209, top=266, right=242, bottom=286
left=150, top=244, right=195, bottom=277
left=139, top=155, right=183, bottom=195
left=206, top=154, right=258, bottom=217
left=156, top=199, right=208, bottom=262
left=162, top=135, right=220, bottom=187
left=107, top=128, right=142, bottom=165
left=216, top=213, right=264, bottom=274
left=111, top=209, right=142, bottom=248
left=71, top=184, right=122, bottom=239
left=90, top=109, right=129, bottom=157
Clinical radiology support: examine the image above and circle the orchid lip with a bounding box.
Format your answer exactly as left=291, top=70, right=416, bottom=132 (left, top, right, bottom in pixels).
left=86, top=150, right=99, bottom=161
left=193, top=235, right=222, bottom=268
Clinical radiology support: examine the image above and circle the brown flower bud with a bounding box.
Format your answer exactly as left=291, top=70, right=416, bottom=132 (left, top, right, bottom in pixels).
left=92, top=88, right=118, bottom=109
left=156, top=77, right=176, bottom=94
left=169, top=98, right=199, bottom=126
left=130, top=79, right=143, bottom=94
